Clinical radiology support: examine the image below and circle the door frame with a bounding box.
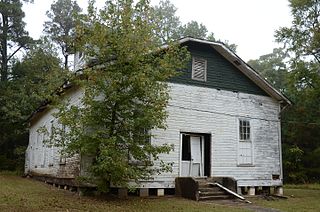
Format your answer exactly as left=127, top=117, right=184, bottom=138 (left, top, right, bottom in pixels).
left=179, top=132, right=211, bottom=177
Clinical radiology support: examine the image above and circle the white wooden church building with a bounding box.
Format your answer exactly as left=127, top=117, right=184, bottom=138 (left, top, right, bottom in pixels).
left=25, top=37, right=291, bottom=197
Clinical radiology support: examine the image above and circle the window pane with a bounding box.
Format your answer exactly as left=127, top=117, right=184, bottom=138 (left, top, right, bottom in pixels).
left=239, top=120, right=250, bottom=141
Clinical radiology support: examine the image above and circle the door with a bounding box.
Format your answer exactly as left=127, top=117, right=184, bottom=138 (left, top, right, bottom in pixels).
left=190, top=136, right=203, bottom=176
left=180, top=134, right=204, bottom=177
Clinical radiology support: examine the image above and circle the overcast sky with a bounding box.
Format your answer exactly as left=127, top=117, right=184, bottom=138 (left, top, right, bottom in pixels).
left=23, top=0, right=292, bottom=61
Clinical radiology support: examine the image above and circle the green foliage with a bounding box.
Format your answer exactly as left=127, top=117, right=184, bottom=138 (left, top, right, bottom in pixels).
left=0, top=0, right=34, bottom=81
left=272, top=0, right=320, bottom=183
left=280, top=60, right=320, bottom=183
left=179, top=20, right=208, bottom=39
left=151, top=0, right=237, bottom=52
left=44, top=0, right=82, bottom=69
left=207, top=34, right=237, bottom=52
left=249, top=0, right=320, bottom=184
left=276, top=0, right=320, bottom=62
left=152, top=0, right=181, bottom=43
left=282, top=144, right=306, bottom=183
left=0, top=39, right=67, bottom=171
left=248, top=48, right=289, bottom=92
left=49, top=0, right=190, bottom=191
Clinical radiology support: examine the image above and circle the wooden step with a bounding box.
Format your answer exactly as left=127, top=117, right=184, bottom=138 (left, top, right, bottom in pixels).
left=198, top=195, right=232, bottom=201
left=199, top=191, right=226, bottom=196
left=197, top=182, right=214, bottom=188
left=198, top=187, right=221, bottom=192
left=195, top=178, right=235, bottom=201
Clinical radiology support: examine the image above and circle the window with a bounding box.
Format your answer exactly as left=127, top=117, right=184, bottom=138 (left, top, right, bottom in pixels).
left=239, top=120, right=250, bottom=141
left=192, top=57, right=207, bottom=81
left=238, top=119, right=253, bottom=165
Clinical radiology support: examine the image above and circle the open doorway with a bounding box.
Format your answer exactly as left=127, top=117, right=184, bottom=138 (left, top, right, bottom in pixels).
left=180, top=133, right=211, bottom=177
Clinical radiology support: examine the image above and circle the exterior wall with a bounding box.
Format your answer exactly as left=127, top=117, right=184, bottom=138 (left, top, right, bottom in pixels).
left=145, top=82, right=282, bottom=188
left=26, top=82, right=282, bottom=188
left=25, top=88, right=83, bottom=178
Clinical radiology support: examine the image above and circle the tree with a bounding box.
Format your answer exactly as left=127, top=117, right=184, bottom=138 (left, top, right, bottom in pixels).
left=207, top=32, right=237, bottom=52
left=275, top=0, right=320, bottom=183
left=44, top=0, right=82, bottom=69
left=276, top=0, right=320, bottom=63
left=0, top=39, right=67, bottom=171
left=151, top=0, right=237, bottom=52
left=152, top=0, right=181, bottom=43
left=281, top=60, right=320, bottom=183
left=0, top=0, right=33, bottom=81
left=179, top=20, right=208, bottom=39
left=248, top=48, right=288, bottom=91
left=49, top=0, right=189, bottom=191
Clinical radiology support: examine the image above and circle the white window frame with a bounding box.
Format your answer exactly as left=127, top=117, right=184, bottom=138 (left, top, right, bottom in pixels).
left=239, top=119, right=251, bottom=142
left=237, top=119, right=254, bottom=166
left=191, top=57, right=207, bottom=82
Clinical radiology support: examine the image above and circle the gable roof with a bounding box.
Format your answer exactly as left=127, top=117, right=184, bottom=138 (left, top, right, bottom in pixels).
left=175, top=37, right=292, bottom=106
left=29, top=37, right=291, bottom=122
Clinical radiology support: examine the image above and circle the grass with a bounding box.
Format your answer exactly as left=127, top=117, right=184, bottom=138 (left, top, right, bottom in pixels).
left=253, top=184, right=320, bottom=212
left=2, top=172, right=320, bottom=212
left=284, top=183, right=320, bottom=190
left=0, top=172, right=248, bottom=212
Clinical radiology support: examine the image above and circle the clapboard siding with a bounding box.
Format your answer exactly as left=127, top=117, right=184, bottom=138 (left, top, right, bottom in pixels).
left=170, top=41, right=268, bottom=96
left=148, top=82, right=281, bottom=187
left=25, top=84, right=282, bottom=188
left=26, top=83, right=281, bottom=187
left=25, top=88, right=83, bottom=178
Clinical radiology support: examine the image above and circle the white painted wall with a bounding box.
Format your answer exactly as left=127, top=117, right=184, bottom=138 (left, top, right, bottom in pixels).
left=25, top=88, right=83, bottom=178
left=148, top=83, right=282, bottom=188
left=26, top=82, right=282, bottom=187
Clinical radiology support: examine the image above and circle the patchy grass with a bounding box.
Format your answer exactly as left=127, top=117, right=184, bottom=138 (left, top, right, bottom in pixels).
left=2, top=172, right=320, bottom=212
left=0, top=172, right=248, bottom=212
left=285, top=183, right=320, bottom=190
left=253, top=185, right=320, bottom=212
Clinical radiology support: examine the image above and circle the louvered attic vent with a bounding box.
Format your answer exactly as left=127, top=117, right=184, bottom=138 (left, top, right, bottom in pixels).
left=192, top=57, right=207, bottom=81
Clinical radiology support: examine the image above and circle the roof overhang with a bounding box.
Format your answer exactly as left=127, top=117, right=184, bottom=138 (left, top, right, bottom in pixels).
left=176, top=37, right=292, bottom=106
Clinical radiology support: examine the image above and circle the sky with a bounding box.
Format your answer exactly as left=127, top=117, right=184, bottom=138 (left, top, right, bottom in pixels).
left=22, top=0, right=293, bottom=61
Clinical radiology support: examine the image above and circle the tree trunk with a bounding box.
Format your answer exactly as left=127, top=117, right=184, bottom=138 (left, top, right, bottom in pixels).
left=64, top=54, right=68, bottom=70
left=1, top=14, right=9, bottom=81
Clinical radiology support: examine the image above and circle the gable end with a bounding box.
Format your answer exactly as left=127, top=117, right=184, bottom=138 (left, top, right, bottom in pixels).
left=170, top=41, right=269, bottom=96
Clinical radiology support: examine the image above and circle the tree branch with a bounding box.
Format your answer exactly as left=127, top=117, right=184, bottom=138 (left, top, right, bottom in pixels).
left=7, top=45, right=23, bottom=61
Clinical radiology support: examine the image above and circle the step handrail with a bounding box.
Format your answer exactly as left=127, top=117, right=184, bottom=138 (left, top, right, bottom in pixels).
left=208, top=182, right=252, bottom=204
